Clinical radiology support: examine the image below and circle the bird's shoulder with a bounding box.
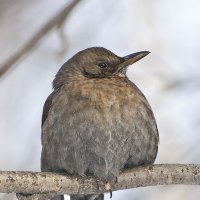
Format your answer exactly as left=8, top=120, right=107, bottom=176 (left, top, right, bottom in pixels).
left=42, top=89, right=60, bottom=126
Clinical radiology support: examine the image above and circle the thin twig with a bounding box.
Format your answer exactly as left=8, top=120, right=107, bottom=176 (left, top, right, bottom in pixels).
left=0, top=0, right=81, bottom=78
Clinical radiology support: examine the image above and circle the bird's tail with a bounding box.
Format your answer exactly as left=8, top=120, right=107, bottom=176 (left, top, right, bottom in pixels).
left=70, top=194, right=104, bottom=200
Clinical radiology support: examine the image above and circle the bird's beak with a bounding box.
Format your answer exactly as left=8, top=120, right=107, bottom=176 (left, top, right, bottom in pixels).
left=117, top=51, right=150, bottom=75
left=123, top=51, right=150, bottom=66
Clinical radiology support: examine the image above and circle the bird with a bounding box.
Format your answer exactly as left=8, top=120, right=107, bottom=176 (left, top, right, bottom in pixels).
left=41, top=47, right=159, bottom=200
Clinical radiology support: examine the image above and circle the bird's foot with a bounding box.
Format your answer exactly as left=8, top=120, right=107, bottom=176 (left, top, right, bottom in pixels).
left=105, top=175, right=118, bottom=198
left=105, top=182, right=112, bottom=198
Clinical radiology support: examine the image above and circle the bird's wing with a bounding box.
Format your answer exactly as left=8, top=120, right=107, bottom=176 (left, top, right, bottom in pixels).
left=41, top=89, right=59, bottom=126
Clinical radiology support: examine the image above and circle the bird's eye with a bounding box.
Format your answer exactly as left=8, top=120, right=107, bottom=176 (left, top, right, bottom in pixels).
left=98, top=63, right=108, bottom=68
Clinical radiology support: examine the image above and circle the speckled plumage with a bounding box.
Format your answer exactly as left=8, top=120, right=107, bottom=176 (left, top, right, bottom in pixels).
left=41, top=47, right=159, bottom=200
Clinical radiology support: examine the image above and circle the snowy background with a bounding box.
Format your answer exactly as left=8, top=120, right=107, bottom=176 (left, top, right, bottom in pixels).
left=0, top=0, right=200, bottom=199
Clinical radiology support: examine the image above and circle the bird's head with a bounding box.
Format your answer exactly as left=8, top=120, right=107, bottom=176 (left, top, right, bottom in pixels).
left=53, top=47, right=150, bottom=89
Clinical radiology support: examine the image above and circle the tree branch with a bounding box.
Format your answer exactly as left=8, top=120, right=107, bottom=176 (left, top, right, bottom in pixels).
left=0, top=164, right=200, bottom=197
left=0, top=0, right=81, bottom=78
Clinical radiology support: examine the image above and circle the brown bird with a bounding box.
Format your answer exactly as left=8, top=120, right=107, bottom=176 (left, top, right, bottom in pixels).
left=41, top=47, right=159, bottom=200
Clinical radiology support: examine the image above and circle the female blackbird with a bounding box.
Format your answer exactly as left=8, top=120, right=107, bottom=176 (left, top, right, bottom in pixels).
left=41, top=47, right=159, bottom=200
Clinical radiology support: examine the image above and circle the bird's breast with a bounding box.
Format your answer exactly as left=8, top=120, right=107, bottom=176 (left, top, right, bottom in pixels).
left=59, top=77, right=152, bottom=130
left=70, top=77, right=140, bottom=108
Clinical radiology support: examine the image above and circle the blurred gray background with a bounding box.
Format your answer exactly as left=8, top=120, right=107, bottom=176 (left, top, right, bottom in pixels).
left=0, top=0, right=200, bottom=199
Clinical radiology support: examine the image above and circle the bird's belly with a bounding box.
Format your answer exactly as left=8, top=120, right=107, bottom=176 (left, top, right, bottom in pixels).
left=42, top=102, right=158, bottom=181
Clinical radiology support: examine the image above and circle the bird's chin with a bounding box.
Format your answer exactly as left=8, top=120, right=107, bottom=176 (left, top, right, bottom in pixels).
left=118, top=73, right=126, bottom=77
left=117, top=66, right=127, bottom=77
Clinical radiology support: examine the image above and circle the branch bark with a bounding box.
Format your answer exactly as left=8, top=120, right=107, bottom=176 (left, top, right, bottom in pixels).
left=0, top=0, right=81, bottom=78
left=0, top=164, right=200, bottom=197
